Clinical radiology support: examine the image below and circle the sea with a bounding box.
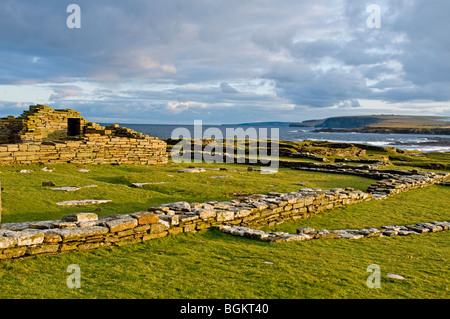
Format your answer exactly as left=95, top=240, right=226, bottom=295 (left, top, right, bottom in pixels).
left=110, top=124, right=450, bottom=153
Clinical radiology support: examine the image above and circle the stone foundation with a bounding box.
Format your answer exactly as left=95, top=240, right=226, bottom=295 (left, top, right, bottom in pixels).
left=0, top=135, right=167, bottom=165
left=218, top=221, right=450, bottom=242
left=0, top=169, right=447, bottom=261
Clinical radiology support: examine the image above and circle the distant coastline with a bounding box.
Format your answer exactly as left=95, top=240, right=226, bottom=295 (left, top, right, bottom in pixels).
left=311, top=127, right=450, bottom=135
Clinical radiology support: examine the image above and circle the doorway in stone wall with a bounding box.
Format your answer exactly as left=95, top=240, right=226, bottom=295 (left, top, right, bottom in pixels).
left=67, top=118, right=82, bottom=136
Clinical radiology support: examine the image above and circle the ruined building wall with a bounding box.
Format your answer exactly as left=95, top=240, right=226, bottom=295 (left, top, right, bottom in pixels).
left=0, top=117, right=24, bottom=144
left=17, top=105, right=86, bottom=142
left=0, top=105, right=168, bottom=166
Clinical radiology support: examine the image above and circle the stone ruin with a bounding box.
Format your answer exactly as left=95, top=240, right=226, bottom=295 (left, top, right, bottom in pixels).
left=0, top=104, right=168, bottom=165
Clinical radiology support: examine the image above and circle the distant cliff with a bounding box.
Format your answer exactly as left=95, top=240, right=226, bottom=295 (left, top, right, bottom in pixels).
left=290, top=115, right=450, bottom=135
left=290, top=116, right=384, bottom=128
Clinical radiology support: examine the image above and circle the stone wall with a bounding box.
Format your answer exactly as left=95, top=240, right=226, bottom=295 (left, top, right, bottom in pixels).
left=0, top=105, right=168, bottom=166
left=0, top=117, right=24, bottom=144
left=0, top=135, right=167, bottom=165
left=0, top=169, right=447, bottom=260
left=17, top=105, right=86, bottom=142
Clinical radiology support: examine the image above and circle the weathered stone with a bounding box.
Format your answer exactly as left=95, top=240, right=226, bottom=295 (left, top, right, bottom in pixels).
left=29, top=221, right=56, bottom=229
left=42, top=180, right=56, bottom=187
left=49, top=226, right=109, bottom=241
left=133, top=224, right=152, bottom=233
left=52, top=221, right=77, bottom=229
left=0, top=237, right=17, bottom=249
left=158, top=214, right=179, bottom=226
left=56, top=199, right=112, bottom=206
left=131, top=212, right=159, bottom=225
left=336, top=231, right=364, bottom=239
left=164, top=201, right=191, bottom=212
left=43, top=232, right=62, bottom=243
left=216, top=211, right=235, bottom=222
left=168, top=227, right=183, bottom=235
left=5, top=230, right=45, bottom=246
left=77, top=221, right=99, bottom=227
left=105, top=218, right=138, bottom=233
left=296, top=227, right=316, bottom=234
left=1, top=247, right=27, bottom=258
left=27, top=244, right=59, bottom=255
left=142, top=231, right=168, bottom=241
left=51, top=186, right=80, bottom=192
left=382, top=230, right=398, bottom=237
left=195, top=209, right=217, bottom=220
left=77, top=242, right=106, bottom=250
left=177, top=168, right=206, bottom=173
left=387, top=273, right=407, bottom=280
left=150, top=221, right=169, bottom=234
left=183, top=223, right=196, bottom=233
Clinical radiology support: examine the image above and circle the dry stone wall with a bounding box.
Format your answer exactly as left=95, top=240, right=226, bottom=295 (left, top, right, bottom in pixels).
left=218, top=221, right=450, bottom=242
left=0, top=135, right=167, bottom=165
left=0, top=169, right=447, bottom=260
left=0, top=105, right=168, bottom=166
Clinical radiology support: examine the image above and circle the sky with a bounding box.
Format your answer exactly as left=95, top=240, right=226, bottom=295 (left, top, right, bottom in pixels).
left=0, top=0, right=449, bottom=124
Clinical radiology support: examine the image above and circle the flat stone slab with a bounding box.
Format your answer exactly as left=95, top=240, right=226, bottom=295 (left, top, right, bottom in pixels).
left=4, top=229, right=45, bottom=246
left=131, top=183, right=149, bottom=188
left=104, top=218, right=138, bottom=233
left=177, top=168, right=206, bottom=173
left=131, top=182, right=168, bottom=187
left=62, top=213, right=99, bottom=222
left=387, top=273, right=407, bottom=280
left=51, top=185, right=97, bottom=192
left=56, top=199, right=111, bottom=206
left=48, top=226, right=109, bottom=241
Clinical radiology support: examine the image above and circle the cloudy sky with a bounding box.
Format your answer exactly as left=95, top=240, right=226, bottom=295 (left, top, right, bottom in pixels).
left=0, top=0, right=449, bottom=124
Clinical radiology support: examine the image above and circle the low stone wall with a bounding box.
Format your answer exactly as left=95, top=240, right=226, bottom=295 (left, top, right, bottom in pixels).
left=0, top=168, right=447, bottom=261
left=0, top=135, right=168, bottom=165
left=218, top=221, right=450, bottom=242
left=0, top=187, right=371, bottom=260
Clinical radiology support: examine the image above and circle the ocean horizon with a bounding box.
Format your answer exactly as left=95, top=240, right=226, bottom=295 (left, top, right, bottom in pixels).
left=102, top=123, right=450, bottom=153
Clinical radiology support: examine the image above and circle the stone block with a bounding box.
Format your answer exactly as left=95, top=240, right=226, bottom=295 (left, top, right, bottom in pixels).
left=150, top=221, right=169, bottom=234
left=195, top=209, right=217, bottom=220
left=105, top=218, right=138, bottom=233
left=0, top=237, right=17, bottom=249
left=62, top=213, right=98, bottom=222
left=50, top=226, right=109, bottom=241
left=130, top=212, right=159, bottom=225
left=142, top=231, right=168, bottom=241
left=5, top=230, right=45, bottom=246
left=26, top=244, right=59, bottom=255
left=1, top=247, right=27, bottom=259
left=216, top=211, right=235, bottom=222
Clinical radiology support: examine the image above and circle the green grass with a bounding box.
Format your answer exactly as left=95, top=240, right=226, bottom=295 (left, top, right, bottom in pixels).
left=0, top=226, right=448, bottom=299
left=0, top=162, right=375, bottom=223
left=0, top=161, right=448, bottom=299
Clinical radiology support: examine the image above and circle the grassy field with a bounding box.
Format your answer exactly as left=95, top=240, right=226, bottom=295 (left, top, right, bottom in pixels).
left=0, top=159, right=448, bottom=299
left=0, top=161, right=375, bottom=223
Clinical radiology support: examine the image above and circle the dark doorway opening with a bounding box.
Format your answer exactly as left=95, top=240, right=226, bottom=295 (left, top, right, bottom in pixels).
left=67, top=118, right=82, bottom=136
